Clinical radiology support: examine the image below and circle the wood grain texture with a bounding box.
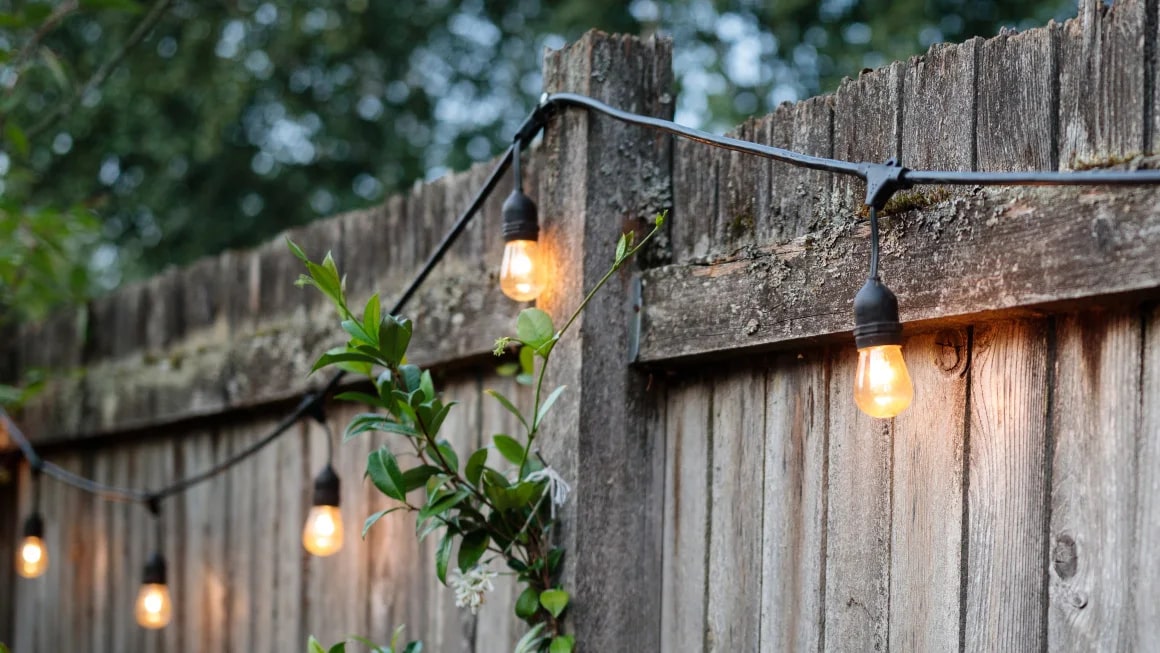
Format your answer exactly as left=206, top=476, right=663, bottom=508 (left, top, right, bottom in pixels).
left=759, top=352, right=827, bottom=652
left=705, top=367, right=766, bottom=651
left=889, top=330, right=969, bottom=652
left=902, top=39, right=978, bottom=172
left=539, top=30, right=673, bottom=651
left=964, top=320, right=1050, bottom=652
left=1059, top=0, right=1147, bottom=167
left=660, top=378, right=711, bottom=651
left=976, top=27, right=1058, bottom=171
left=832, top=63, right=901, bottom=213
left=1048, top=311, right=1142, bottom=651
left=638, top=185, right=1160, bottom=364
left=823, top=346, right=892, bottom=652
left=1136, top=305, right=1160, bottom=644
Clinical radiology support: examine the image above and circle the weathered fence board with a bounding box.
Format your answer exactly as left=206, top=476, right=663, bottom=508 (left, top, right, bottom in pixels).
left=963, top=320, right=1050, bottom=652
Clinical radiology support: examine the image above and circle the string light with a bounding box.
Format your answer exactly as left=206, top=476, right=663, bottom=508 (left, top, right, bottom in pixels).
left=303, top=464, right=344, bottom=557
left=5, top=86, right=1160, bottom=627
left=498, top=137, right=546, bottom=302
left=16, top=512, right=47, bottom=579
left=135, top=552, right=172, bottom=629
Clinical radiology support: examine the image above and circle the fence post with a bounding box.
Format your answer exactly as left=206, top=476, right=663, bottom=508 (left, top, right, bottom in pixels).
left=536, top=31, right=673, bottom=648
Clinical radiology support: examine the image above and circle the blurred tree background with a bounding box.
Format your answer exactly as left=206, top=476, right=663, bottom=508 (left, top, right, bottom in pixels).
left=1, top=0, right=1074, bottom=310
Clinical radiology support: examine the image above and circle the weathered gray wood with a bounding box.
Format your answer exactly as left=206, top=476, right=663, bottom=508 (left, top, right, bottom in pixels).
left=638, top=185, right=1160, bottom=364
left=902, top=39, right=978, bottom=172
left=1059, top=0, right=1147, bottom=167
left=706, top=367, right=765, bottom=651
left=178, top=430, right=229, bottom=653
left=964, top=320, right=1050, bottom=652
left=1137, top=305, right=1160, bottom=644
left=823, top=346, right=892, bottom=651
left=759, top=352, right=827, bottom=651
left=976, top=27, right=1057, bottom=171
left=832, top=63, right=902, bottom=214
left=660, top=378, right=710, bottom=651
left=889, top=330, right=969, bottom=651
left=1048, top=311, right=1142, bottom=651
left=538, top=30, right=672, bottom=651
left=782, top=96, right=835, bottom=237
left=227, top=427, right=256, bottom=652
left=672, top=137, right=717, bottom=263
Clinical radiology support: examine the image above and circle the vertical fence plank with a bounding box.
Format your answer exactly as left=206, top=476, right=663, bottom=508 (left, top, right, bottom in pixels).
left=976, top=27, right=1057, bottom=172
left=759, top=352, right=827, bottom=652
left=660, top=378, right=712, bottom=651
left=890, top=330, right=969, bottom=651
left=1059, top=0, right=1147, bottom=167
left=824, top=346, right=892, bottom=652
left=964, top=320, right=1050, bottom=652
left=832, top=63, right=902, bottom=215
left=179, top=429, right=228, bottom=653
left=89, top=452, right=111, bottom=653
left=1049, top=311, right=1142, bottom=651
left=706, top=367, right=766, bottom=651
left=1137, top=305, right=1160, bottom=643
left=227, top=428, right=255, bottom=652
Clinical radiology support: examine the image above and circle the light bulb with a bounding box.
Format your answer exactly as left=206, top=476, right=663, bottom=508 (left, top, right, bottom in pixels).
left=16, top=535, right=47, bottom=578
left=302, top=505, right=344, bottom=557
left=499, top=239, right=545, bottom=302
left=135, top=582, right=172, bottom=629
left=853, top=344, right=914, bottom=418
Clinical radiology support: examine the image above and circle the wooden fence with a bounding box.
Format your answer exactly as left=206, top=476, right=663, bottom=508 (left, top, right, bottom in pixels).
left=4, top=0, right=1160, bottom=650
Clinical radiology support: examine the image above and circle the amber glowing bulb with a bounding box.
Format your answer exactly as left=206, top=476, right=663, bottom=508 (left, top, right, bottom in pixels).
left=303, top=464, right=343, bottom=557
left=16, top=513, right=47, bottom=578
left=854, top=344, right=913, bottom=418
left=852, top=277, right=912, bottom=419
left=499, top=239, right=545, bottom=301
left=135, top=552, right=172, bottom=629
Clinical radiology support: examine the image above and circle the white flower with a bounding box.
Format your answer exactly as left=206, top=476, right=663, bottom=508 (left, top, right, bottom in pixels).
left=526, top=466, right=571, bottom=518
left=449, top=565, right=496, bottom=615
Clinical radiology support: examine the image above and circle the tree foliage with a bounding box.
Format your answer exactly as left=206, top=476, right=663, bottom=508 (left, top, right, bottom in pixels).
left=1, top=0, right=1072, bottom=293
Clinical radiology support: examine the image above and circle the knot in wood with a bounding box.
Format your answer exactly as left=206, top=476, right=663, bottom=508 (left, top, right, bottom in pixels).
left=934, top=329, right=966, bottom=373
left=1053, top=533, right=1078, bottom=579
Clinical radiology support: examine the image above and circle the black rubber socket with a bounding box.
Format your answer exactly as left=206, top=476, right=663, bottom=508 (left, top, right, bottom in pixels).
left=501, top=189, right=539, bottom=242
left=142, top=551, right=167, bottom=585
left=311, top=464, right=341, bottom=507
left=22, top=513, right=44, bottom=539
left=852, top=277, right=903, bottom=349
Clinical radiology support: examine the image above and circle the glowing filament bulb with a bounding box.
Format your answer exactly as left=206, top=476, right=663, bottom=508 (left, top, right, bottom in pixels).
left=135, top=583, right=172, bottom=629
left=16, top=535, right=47, bottom=578
left=499, top=239, right=545, bottom=302
left=853, top=344, right=914, bottom=418
left=302, top=505, right=344, bottom=557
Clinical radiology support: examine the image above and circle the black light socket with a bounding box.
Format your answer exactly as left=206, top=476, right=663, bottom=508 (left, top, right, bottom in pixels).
left=501, top=189, right=539, bottom=242
left=853, top=277, right=903, bottom=349
left=311, top=464, right=340, bottom=508
left=142, top=551, right=167, bottom=585
left=22, top=513, right=44, bottom=539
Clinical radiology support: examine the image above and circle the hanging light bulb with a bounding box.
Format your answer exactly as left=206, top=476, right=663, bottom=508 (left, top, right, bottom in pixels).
left=303, top=464, right=344, bottom=557
left=15, top=513, right=47, bottom=579
left=135, top=552, right=172, bottom=629
left=498, top=139, right=545, bottom=302
left=852, top=277, right=913, bottom=418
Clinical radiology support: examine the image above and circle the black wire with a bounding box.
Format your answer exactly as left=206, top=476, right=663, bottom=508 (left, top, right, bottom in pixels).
left=868, top=206, right=880, bottom=280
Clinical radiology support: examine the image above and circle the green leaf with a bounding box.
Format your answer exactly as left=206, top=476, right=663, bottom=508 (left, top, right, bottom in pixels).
left=333, top=391, right=386, bottom=408
left=550, top=636, right=575, bottom=653
left=534, top=385, right=568, bottom=428
left=345, top=413, right=418, bottom=441
left=308, top=636, right=327, bottom=653
left=513, top=624, right=547, bottom=653
left=519, top=345, right=535, bottom=376
left=311, top=349, right=379, bottom=374
left=435, top=533, right=453, bottom=584
left=362, top=507, right=405, bottom=538
left=342, top=319, right=374, bottom=345
left=287, top=238, right=309, bottom=262
left=516, top=307, right=555, bottom=354
left=399, top=364, right=422, bottom=392
left=366, top=448, right=406, bottom=501
left=380, top=316, right=413, bottom=364
left=515, top=587, right=541, bottom=620
left=539, top=589, right=569, bottom=618
left=484, top=389, right=529, bottom=432
left=420, top=370, right=436, bottom=401
left=327, top=642, right=347, bottom=653
left=427, top=439, right=459, bottom=473
left=402, top=643, right=422, bottom=653
left=419, top=487, right=470, bottom=521
left=457, top=531, right=489, bottom=571
left=363, top=294, right=381, bottom=342
left=465, top=448, right=489, bottom=486
left=493, top=434, right=525, bottom=465
left=615, top=232, right=628, bottom=262
left=401, top=465, right=441, bottom=492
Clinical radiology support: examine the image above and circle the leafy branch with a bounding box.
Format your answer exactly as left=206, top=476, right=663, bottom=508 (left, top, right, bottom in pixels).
left=291, top=211, right=664, bottom=653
